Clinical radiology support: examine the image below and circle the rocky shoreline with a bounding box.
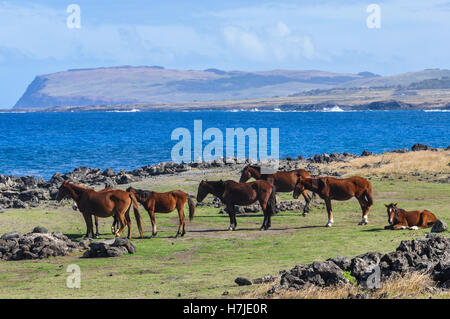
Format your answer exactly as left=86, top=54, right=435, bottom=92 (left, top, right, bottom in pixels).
left=0, top=143, right=448, bottom=210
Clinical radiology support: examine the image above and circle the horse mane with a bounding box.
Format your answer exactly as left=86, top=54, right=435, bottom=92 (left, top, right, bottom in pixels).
left=133, top=188, right=153, bottom=201
left=204, top=180, right=227, bottom=197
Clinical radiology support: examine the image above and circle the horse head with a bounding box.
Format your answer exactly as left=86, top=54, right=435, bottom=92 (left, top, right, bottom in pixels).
left=294, top=177, right=327, bottom=199
left=293, top=177, right=305, bottom=199
left=239, top=166, right=253, bottom=183
left=384, top=203, right=398, bottom=225
left=239, top=165, right=260, bottom=183
left=196, top=180, right=209, bottom=202
left=56, top=180, right=72, bottom=202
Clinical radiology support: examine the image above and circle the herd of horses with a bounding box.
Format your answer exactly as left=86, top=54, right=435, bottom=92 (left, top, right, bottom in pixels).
left=56, top=164, right=439, bottom=239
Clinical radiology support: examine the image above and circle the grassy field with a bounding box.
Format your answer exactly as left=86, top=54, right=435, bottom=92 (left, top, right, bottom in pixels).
left=0, top=152, right=448, bottom=299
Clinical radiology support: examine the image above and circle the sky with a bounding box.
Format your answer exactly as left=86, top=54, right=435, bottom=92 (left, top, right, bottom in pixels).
left=1, top=0, right=450, bottom=108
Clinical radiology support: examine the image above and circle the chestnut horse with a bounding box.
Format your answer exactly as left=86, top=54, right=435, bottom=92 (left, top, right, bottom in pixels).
left=384, top=203, right=437, bottom=230
left=239, top=165, right=312, bottom=215
left=57, top=181, right=143, bottom=239
left=71, top=186, right=121, bottom=237
left=196, top=180, right=277, bottom=231
left=126, top=187, right=196, bottom=238
left=293, top=176, right=373, bottom=227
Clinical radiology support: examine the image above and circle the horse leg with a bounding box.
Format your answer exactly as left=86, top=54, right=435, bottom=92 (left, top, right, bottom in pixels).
left=175, top=203, right=186, bottom=238
left=302, top=191, right=311, bottom=216
left=226, top=204, right=236, bottom=231
left=115, top=209, right=127, bottom=237
left=357, top=197, right=369, bottom=225
left=94, top=216, right=99, bottom=238
left=148, top=208, right=157, bottom=238
left=393, top=224, right=409, bottom=230
left=125, top=211, right=132, bottom=239
left=259, top=199, right=270, bottom=231
left=82, top=212, right=94, bottom=239
left=324, top=198, right=334, bottom=227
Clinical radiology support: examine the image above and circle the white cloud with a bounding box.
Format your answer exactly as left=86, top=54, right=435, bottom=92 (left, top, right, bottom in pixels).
left=222, top=22, right=317, bottom=63
left=0, top=2, right=222, bottom=66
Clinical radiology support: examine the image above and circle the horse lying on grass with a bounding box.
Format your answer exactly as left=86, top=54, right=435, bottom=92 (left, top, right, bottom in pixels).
left=293, top=176, right=373, bottom=227
left=384, top=203, right=437, bottom=230
left=196, top=180, right=276, bottom=231
left=57, top=181, right=143, bottom=239
left=239, top=165, right=312, bottom=215
left=126, top=187, right=195, bottom=238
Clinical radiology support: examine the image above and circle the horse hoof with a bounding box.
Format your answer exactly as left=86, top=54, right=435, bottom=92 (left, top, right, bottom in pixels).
left=325, top=223, right=332, bottom=227
left=302, top=213, right=308, bottom=217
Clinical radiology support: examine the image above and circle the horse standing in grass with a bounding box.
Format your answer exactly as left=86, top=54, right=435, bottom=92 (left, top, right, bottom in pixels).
left=57, top=181, right=143, bottom=239
left=384, top=203, right=437, bottom=230
left=71, top=186, right=121, bottom=237
left=239, top=165, right=312, bottom=215
left=196, top=180, right=277, bottom=231
left=126, top=187, right=196, bottom=238
left=293, top=176, right=373, bottom=227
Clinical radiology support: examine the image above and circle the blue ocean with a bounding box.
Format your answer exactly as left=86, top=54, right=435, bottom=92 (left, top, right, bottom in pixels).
left=0, top=110, right=448, bottom=179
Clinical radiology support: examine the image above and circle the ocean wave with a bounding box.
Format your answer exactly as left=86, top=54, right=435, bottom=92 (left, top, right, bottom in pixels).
left=107, top=108, right=141, bottom=113
left=322, top=106, right=344, bottom=112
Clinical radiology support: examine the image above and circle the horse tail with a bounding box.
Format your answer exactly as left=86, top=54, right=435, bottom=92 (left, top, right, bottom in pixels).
left=365, top=182, right=374, bottom=206
left=267, top=184, right=277, bottom=216
left=129, top=193, right=143, bottom=238
left=187, top=195, right=196, bottom=221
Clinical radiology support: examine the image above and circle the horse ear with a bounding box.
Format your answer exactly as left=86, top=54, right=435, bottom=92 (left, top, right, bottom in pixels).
left=384, top=204, right=389, bottom=207
left=318, top=177, right=328, bottom=189
left=394, top=203, right=398, bottom=206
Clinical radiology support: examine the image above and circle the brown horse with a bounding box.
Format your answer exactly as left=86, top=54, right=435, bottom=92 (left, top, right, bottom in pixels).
left=239, top=165, right=312, bottom=215
left=126, top=187, right=196, bottom=238
left=57, top=181, right=143, bottom=239
left=196, top=180, right=277, bottom=231
left=384, top=203, right=437, bottom=230
left=71, top=186, right=121, bottom=237
left=293, top=176, right=373, bottom=227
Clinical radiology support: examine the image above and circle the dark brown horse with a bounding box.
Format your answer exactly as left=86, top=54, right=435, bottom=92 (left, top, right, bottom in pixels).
left=384, top=203, right=437, bottom=230
left=293, top=176, right=373, bottom=227
left=239, top=165, right=312, bottom=215
left=196, top=180, right=277, bottom=231
left=57, top=181, right=143, bottom=239
left=126, top=187, right=196, bottom=238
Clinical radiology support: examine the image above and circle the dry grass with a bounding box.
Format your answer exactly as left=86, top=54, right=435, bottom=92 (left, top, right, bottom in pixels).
left=242, top=272, right=450, bottom=299
left=320, top=150, right=450, bottom=177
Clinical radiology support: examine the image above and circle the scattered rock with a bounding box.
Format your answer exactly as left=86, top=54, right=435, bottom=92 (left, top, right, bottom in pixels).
left=235, top=277, right=252, bottom=286
left=411, top=143, right=436, bottom=152
left=32, top=226, right=48, bottom=234
left=82, top=238, right=137, bottom=258
left=1, top=231, right=19, bottom=240
left=361, top=150, right=374, bottom=157
left=0, top=228, right=81, bottom=260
